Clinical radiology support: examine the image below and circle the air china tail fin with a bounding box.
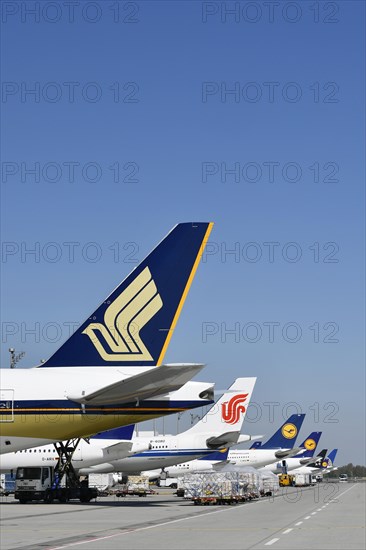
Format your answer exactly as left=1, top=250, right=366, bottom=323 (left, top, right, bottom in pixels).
left=250, top=414, right=305, bottom=450
left=184, top=377, right=256, bottom=447
left=39, top=223, right=213, bottom=368
left=293, top=431, right=322, bottom=458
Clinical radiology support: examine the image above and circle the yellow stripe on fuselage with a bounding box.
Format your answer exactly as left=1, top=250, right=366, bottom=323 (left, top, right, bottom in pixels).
left=0, top=410, right=185, bottom=439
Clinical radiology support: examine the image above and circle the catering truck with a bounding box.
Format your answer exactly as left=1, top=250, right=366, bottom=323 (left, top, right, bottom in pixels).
left=14, top=466, right=98, bottom=503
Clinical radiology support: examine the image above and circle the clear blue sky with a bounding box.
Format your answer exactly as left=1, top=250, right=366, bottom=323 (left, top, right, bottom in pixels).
left=1, top=1, right=365, bottom=465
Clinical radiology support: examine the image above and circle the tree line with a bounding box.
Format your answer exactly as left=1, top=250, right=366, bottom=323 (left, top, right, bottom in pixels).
left=326, top=463, right=366, bottom=478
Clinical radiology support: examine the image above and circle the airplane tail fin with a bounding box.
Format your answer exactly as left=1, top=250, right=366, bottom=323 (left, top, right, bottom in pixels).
left=39, top=223, right=213, bottom=367
left=293, top=431, right=322, bottom=458
left=184, top=378, right=257, bottom=440
left=309, top=448, right=328, bottom=468
left=250, top=414, right=305, bottom=449
left=320, top=448, right=338, bottom=469
left=327, top=448, right=338, bottom=466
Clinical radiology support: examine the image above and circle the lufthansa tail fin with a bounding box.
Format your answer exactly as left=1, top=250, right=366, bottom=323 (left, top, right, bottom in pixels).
left=39, top=223, right=213, bottom=368
left=326, top=448, right=338, bottom=466
left=183, top=378, right=256, bottom=447
left=250, top=414, right=305, bottom=450
left=319, top=448, right=338, bottom=470
left=308, top=448, right=327, bottom=468
left=293, top=431, right=322, bottom=458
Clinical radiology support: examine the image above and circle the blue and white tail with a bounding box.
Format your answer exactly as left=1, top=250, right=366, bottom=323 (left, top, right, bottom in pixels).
left=293, top=431, right=322, bottom=458
left=320, top=448, right=338, bottom=469
left=39, top=223, right=213, bottom=367
left=250, top=414, right=305, bottom=449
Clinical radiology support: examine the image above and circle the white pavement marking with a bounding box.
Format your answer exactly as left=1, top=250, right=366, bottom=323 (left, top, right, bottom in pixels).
left=48, top=485, right=359, bottom=550
left=48, top=500, right=268, bottom=550
left=311, top=512, right=317, bottom=515
left=304, top=516, right=311, bottom=519
left=283, top=529, right=293, bottom=534
left=317, top=508, right=322, bottom=511
left=295, top=521, right=303, bottom=526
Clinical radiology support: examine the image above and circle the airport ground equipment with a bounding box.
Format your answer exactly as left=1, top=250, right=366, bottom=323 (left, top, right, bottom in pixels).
left=114, top=475, right=152, bottom=497
left=14, top=440, right=98, bottom=503
left=278, top=473, right=295, bottom=486
left=0, top=473, right=15, bottom=495
left=259, top=472, right=280, bottom=496
left=180, top=471, right=261, bottom=505
left=293, top=473, right=313, bottom=486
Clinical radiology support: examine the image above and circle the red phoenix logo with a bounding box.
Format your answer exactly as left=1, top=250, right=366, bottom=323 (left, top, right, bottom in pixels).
left=221, top=393, right=249, bottom=425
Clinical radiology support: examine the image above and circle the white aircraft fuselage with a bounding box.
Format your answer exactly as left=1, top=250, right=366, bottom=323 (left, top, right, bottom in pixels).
left=159, top=448, right=294, bottom=477
left=0, top=367, right=213, bottom=453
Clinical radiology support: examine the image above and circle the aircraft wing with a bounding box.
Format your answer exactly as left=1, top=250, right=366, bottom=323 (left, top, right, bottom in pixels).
left=236, top=434, right=264, bottom=445
left=67, top=363, right=205, bottom=405
left=274, top=447, right=302, bottom=459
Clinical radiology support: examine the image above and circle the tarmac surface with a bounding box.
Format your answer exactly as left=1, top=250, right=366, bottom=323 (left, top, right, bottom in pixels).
left=1, top=483, right=365, bottom=550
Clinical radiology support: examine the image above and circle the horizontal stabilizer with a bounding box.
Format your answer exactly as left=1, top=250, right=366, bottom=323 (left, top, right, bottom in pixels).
left=102, top=441, right=133, bottom=459
left=102, top=439, right=151, bottom=460
left=67, top=363, right=205, bottom=405
left=230, top=435, right=264, bottom=447
left=275, top=447, right=302, bottom=459
left=299, top=457, right=315, bottom=465
left=206, top=431, right=240, bottom=449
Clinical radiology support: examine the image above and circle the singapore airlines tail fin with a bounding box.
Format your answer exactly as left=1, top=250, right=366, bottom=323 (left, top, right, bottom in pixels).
left=39, top=223, right=213, bottom=368
left=250, top=414, right=305, bottom=450
left=183, top=377, right=256, bottom=448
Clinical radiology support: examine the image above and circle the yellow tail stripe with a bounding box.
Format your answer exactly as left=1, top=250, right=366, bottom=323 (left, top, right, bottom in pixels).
left=157, top=222, right=214, bottom=366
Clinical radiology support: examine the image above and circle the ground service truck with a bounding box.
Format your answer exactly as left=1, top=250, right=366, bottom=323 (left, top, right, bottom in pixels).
left=14, top=467, right=98, bottom=503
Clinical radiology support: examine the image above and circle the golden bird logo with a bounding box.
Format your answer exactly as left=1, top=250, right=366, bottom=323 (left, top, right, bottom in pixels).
left=82, top=267, right=163, bottom=361
left=281, top=423, right=298, bottom=439
left=304, top=438, right=316, bottom=451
